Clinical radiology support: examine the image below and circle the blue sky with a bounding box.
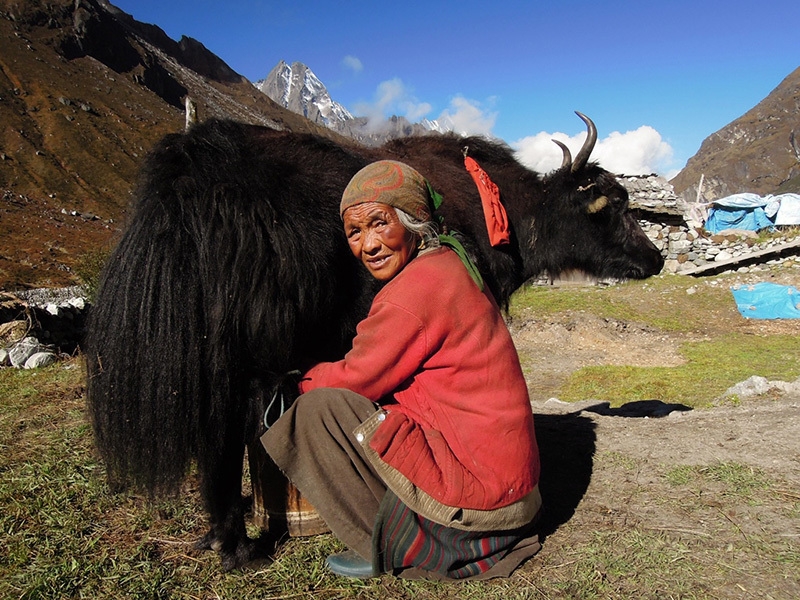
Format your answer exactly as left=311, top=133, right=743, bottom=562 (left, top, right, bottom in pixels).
left=111, top=0, right=799, bottom=178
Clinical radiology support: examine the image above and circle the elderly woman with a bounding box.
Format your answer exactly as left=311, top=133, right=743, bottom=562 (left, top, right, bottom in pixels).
left=261, top=160, right=541, bottom=580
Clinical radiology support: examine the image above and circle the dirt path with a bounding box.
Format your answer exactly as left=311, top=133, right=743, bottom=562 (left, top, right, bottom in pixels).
left=535, top=390, right=800, bottom=492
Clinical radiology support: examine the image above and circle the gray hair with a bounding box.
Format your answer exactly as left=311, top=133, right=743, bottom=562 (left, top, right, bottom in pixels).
left=396, top=208, right=440, bottom=249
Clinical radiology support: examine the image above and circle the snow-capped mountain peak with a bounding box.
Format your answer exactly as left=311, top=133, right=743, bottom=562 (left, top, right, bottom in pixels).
left=256, top=60, right=353, bottom=128
left=256, top=60, right=446, bottom=146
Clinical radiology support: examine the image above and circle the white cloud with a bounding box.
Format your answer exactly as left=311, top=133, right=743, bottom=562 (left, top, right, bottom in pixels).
left=342, top=55, right=363, bottom=74
left=512, top=125, right=675, bottom=177
left=436, top=96, right=497, bottom=137
left=354, top=78, right=432, bottom=131
left=354, top=81, right=497, bottom=137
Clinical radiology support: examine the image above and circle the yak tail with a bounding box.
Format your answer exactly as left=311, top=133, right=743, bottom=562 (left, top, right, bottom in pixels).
left=84, top=182, right=274, bottom=497
left=85, top=203, right=212, bottom=495
left=84, top=122, right=266, bottom=497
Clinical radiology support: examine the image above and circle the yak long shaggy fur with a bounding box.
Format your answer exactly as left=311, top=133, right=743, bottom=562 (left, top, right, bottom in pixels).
left=85, top=116, right=664, bottom=570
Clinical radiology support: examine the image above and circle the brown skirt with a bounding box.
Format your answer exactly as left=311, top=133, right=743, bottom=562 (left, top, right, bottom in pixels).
left=260, top=387, right=541, bottom=580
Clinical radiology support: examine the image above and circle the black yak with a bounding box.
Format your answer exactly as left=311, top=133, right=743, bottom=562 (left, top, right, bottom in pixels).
left=85, top=112, right=664, bottom=570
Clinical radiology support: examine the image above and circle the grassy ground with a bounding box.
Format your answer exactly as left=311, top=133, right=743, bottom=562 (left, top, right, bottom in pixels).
left=510, top=266, right=800, bottom=407
left=2, top=270, right=799, bottom=599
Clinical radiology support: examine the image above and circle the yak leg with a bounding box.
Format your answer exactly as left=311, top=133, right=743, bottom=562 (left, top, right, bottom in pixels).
left=195, top=440, right=265, bottom=570
left=195, top=380, right=287, bottom=569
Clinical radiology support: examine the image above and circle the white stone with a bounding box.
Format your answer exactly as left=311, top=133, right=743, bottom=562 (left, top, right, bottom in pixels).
left=663, top=259, right=680, bottom=273
left=669, top=240, right=692, bottom=253
left=24, top=352, right=57, bottom=369
left=724, top=376, right=771, bottom=397
left=772, top=380, right=800, bottom=394
left=9, top=337, right=41, bottom=368
left=715, top=251, right=733, bottom=262
left=544, top=398, right=568, bottom=407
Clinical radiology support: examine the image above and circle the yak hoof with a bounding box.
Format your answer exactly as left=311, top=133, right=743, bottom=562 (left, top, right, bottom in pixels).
left=220, top=539, right=256, bottom=572
left=194, top=529, right=218, bottom=552
left=195, top=528, right=279, bottom=571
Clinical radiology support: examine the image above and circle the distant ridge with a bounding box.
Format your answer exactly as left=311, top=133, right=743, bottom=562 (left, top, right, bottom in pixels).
left=671, top=66, right=800, bottom=202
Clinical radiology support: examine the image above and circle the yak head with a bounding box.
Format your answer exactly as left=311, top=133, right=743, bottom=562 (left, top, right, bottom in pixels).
left=531, top=112, right=665, bottom=282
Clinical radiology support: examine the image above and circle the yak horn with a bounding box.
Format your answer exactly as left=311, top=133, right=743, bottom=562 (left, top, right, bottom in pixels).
left=552, top=140, right=572, bottom=169
left=587, top=195, right=608, bottom=214
left=571, top=111, right=597, bottom=173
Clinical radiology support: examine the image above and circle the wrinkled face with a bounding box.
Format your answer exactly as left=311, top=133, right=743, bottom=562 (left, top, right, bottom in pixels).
left=343, top=202, right=417, bottom=281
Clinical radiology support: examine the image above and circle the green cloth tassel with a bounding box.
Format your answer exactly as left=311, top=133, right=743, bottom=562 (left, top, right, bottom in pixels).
left=438, top=234, right=484, bottom=291
left=426, top=180, right=444, bottom=213
left=425, top=179, right=483, bottom=291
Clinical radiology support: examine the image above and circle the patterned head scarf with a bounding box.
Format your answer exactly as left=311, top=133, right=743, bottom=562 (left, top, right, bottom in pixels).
left=340, top=160, right=432, bottom=221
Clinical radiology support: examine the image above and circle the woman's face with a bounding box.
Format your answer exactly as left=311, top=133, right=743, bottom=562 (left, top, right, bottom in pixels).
left=343, top=202, right=417, bottom=281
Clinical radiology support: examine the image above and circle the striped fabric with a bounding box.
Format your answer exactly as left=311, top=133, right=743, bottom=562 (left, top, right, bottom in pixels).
left=371, top=490, right=530, bottom=579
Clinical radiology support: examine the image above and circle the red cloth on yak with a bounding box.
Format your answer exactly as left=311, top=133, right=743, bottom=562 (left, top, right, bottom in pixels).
left=465, top=156, right=510, bottom=247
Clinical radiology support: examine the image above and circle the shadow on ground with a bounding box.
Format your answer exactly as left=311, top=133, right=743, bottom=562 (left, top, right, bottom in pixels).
left=533, top=412, right=596, bottom=538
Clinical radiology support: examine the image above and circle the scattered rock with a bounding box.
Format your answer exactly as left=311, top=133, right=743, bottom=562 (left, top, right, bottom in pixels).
left=8, top=336, right=44, bottom=367
left=723, top=374, right=800, bottom=398
left=0, top=287, right=89, bottom=369
left=0, top=320, right=29, bottom=346
left=24, top=351, right=57, bottom=369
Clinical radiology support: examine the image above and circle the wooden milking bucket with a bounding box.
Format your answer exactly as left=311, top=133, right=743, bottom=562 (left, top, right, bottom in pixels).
left=247, top=440, right=329, bottom=537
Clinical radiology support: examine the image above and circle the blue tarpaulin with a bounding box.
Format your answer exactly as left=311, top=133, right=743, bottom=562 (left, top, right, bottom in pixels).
left=705, top=206, right=773, bottom=233
left=705, top=193, right=800, bottom=234
left=731, top=282, right=800, bottom=319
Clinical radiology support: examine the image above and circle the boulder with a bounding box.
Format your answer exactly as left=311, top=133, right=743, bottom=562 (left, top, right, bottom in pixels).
left=24, top=352, right=58, bottom=369
left=9, top=337, right=43, bottom=368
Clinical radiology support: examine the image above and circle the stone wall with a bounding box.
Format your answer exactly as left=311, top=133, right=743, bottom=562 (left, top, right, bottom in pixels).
left=641, top=223, right=800, bottom=274
left=621, top=174, right=683, bottom=213
left=622, top=174, right=800, bottom=275
left=0, top=287, right=87, bottom=368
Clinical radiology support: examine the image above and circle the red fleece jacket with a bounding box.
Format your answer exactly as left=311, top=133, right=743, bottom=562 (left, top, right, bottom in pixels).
left=299, top=247, right=540, bottom=510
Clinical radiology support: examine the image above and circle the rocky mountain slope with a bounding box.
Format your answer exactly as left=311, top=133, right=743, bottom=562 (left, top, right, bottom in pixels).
left=671, top=66, right=800, bottom=202
left=0, top=0, right=343, bottom=289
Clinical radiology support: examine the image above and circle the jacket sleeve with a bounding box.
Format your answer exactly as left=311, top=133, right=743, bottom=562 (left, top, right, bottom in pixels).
left=299, top=299, right=431, bottom=401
